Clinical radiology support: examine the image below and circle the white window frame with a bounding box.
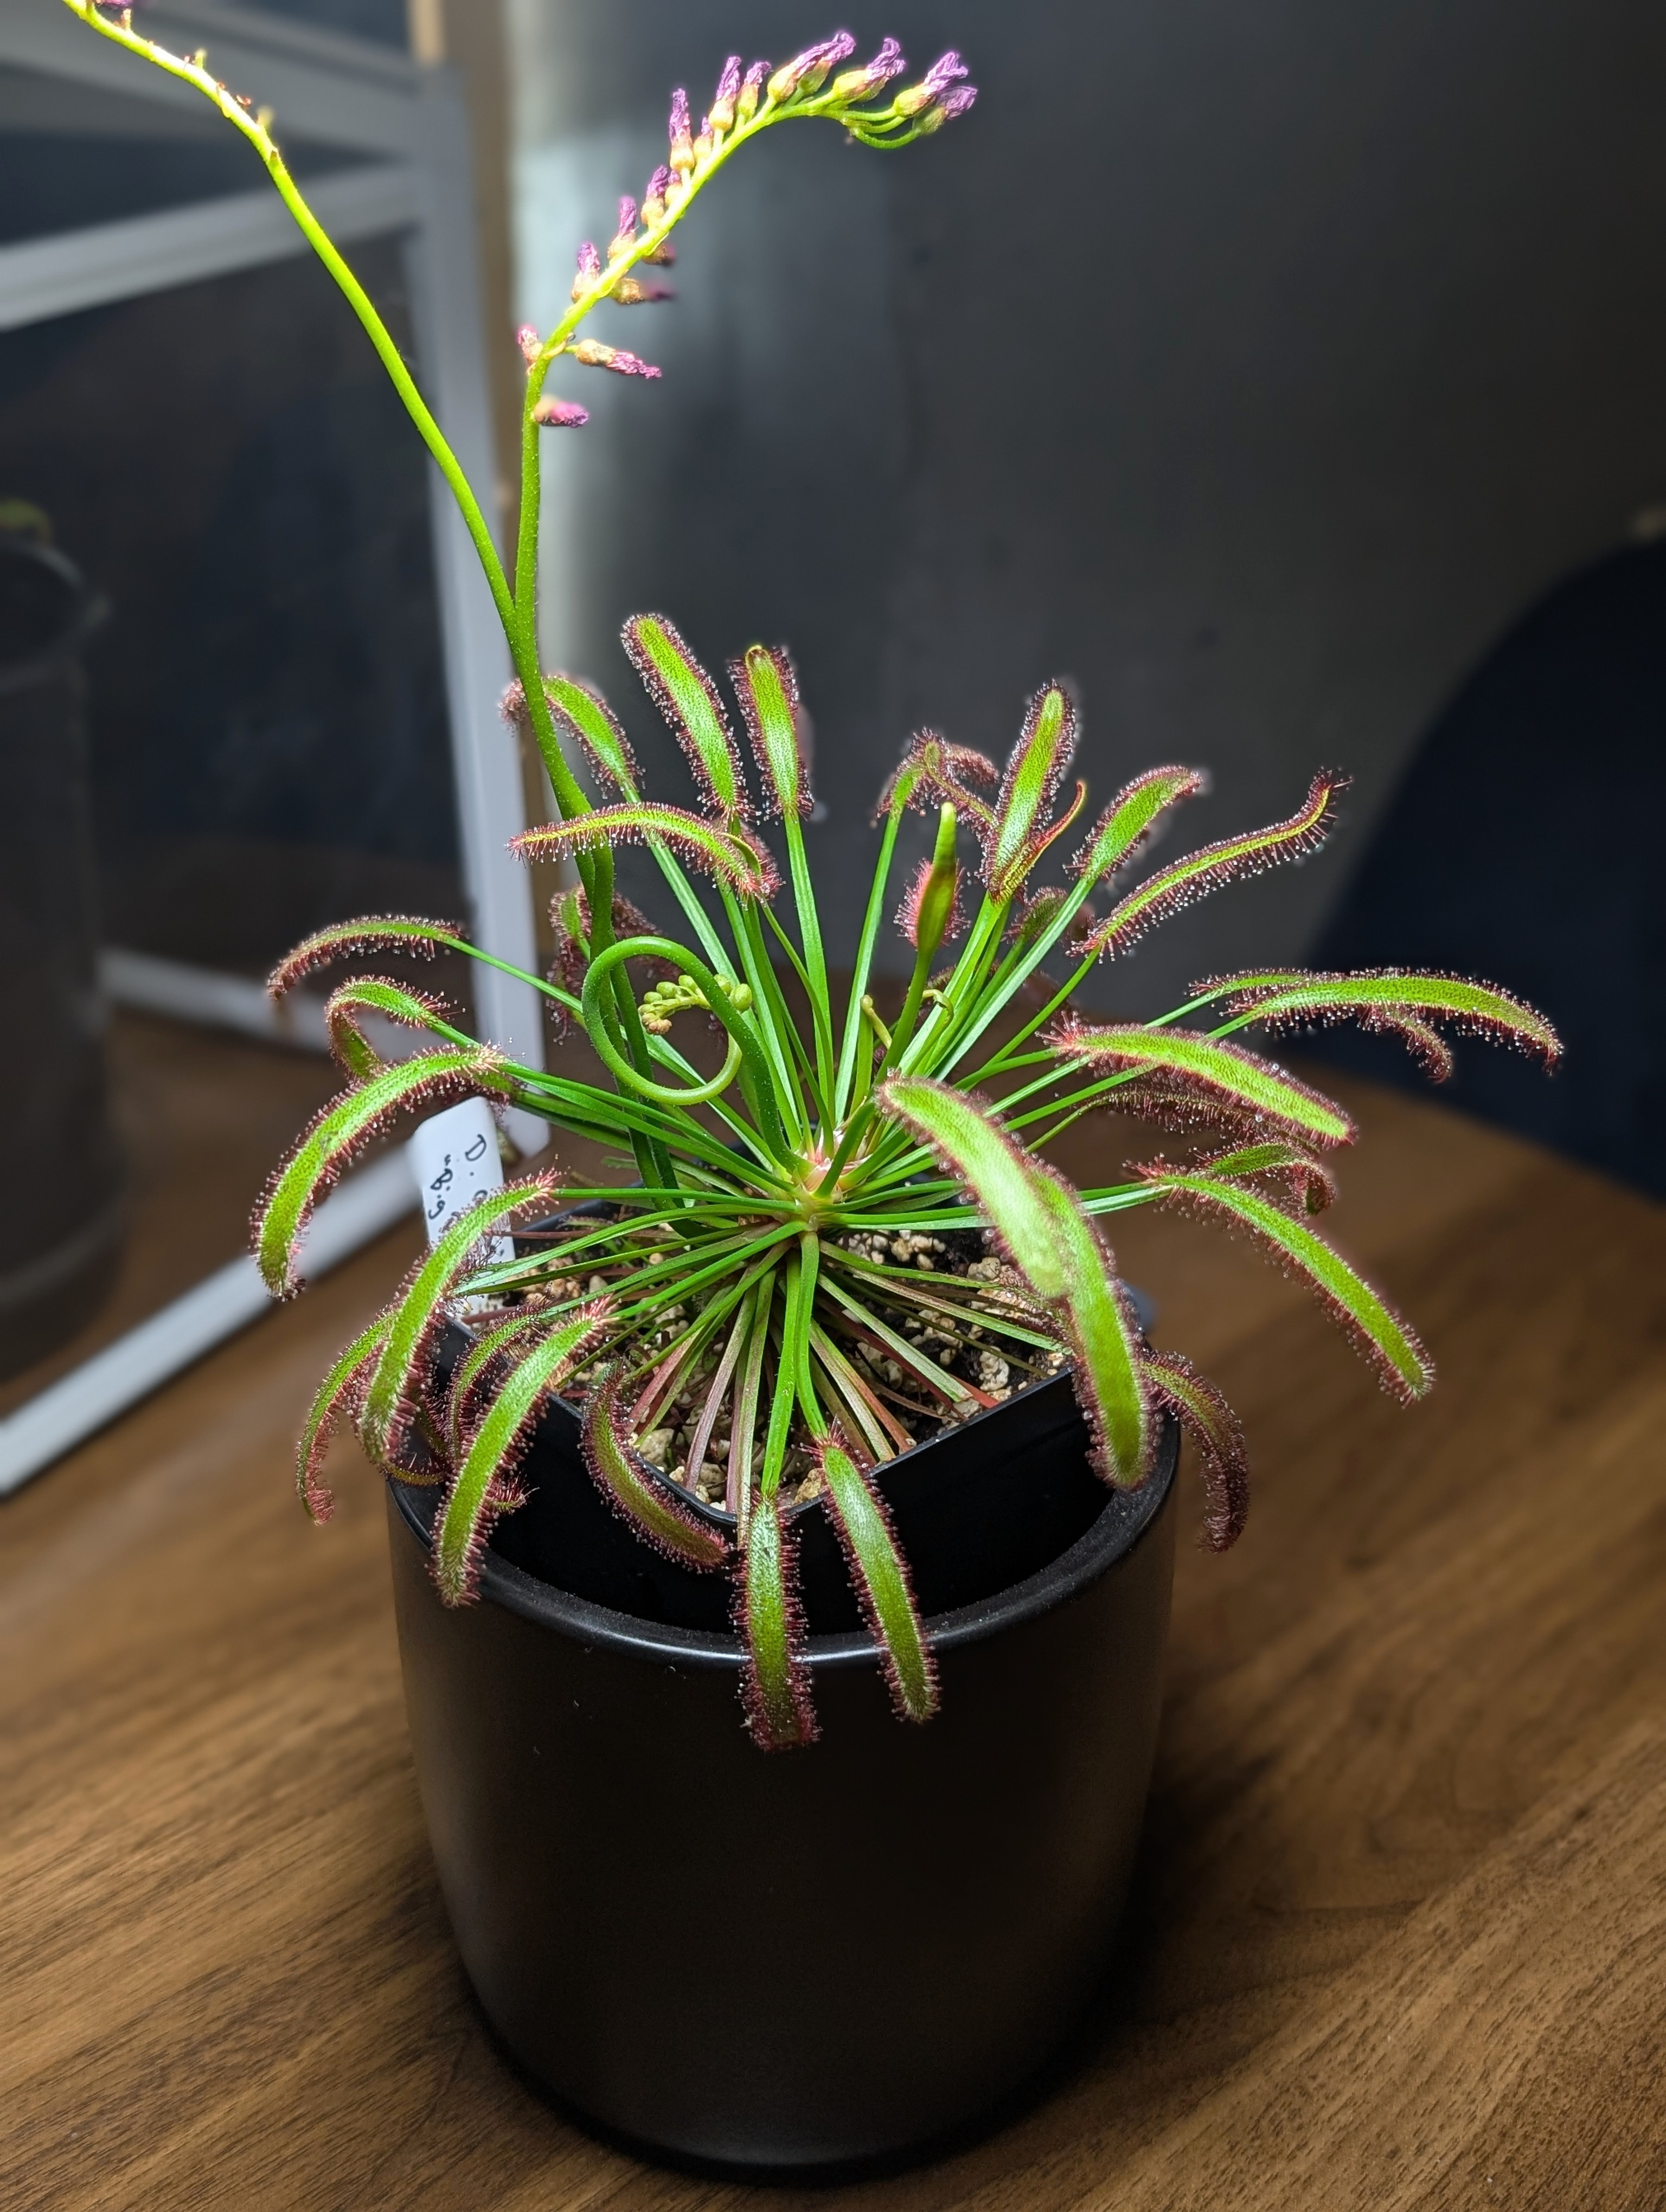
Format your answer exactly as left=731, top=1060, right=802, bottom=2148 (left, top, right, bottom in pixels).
left=0, top=0, right=544, bottom=1490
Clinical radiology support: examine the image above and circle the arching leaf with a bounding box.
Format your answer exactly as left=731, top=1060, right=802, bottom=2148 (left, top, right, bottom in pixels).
left=358, top=1176, right=558, bottom=1467
left=1047, top=1020, right=1356, bottom=1148
left=1080, top=771, right=1349, bottom=960
left=579, top=1365, right=731, bottom=1569
left=1139, top=1348, right=1248, bottom=1551
left=876, top=1077, right=1151, bottom=1486
left=512, top=802, right=778, bottom=898
left=267, top=913, right=463, bottom=999
left=737, top=1492, right=817, bottom=1750
left=1139, top=1161, right=1433, bottom=1401
left=1198, top=968, right=1562, bottom=1071
left=817, top=1437, right=937, bottom=1720
left=254, top=1050, right=512, bottom=1296
left=296, top=1313, right=389, bottom=1521
left=541, top=672, right=643, bottom=798
left=623, top=613, right=751, bottom=823
left=433, top=1305, right=615, bottom=1603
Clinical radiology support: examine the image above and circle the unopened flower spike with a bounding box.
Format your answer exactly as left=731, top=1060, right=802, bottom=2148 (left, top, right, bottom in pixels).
left=515, top=323, right=541, bottom=365
left=532, top=396, right=588, bottom=428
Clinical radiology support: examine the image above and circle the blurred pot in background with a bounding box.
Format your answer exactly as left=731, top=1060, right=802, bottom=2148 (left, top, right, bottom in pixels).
left=0, top=513, right=122, bottom=1375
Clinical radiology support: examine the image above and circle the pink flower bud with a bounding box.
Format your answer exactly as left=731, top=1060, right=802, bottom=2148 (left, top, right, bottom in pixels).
left=735, top=60, right=770, bottom=125
left=693, top=124, right=715, bottom=165
left=572, top=339, right=662, bottom=380
left=895, top=48, right=969, bottom=116
left=570, top=240, right=603, bottom=302
left=607, top=196, right=637, bottom=261
left=532, top=396, right=588, bottom=428
left=831, top=36, right=905, bottom=104
left=611, top=276, right=674, bottom=306
left=516, top=324, right=541, bottom=364
left=708, top=54, right=742, bottom=133
left=915, top=83, right=977, bottom=132
left=641, top=164, right=672, bottom=225
left=668, top=86, right=694, bottom=173
left=767, top=31, right=857, bottom=108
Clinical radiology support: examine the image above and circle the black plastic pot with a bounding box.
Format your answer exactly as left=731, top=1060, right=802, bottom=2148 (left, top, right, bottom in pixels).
left=386, top=1369, right=1178, bottom=2170
left=0, top=531, right=121, bottom=1374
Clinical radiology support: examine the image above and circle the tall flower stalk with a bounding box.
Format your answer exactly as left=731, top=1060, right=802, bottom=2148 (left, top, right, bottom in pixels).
left=67, top=6, right=1559, bottom=1748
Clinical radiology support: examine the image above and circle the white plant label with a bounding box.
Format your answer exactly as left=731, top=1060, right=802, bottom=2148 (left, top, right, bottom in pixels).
left=406, top=1098, right=514, bottom=1264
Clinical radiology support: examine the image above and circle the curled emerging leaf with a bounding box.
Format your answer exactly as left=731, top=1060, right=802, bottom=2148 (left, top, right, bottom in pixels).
left=876, top=730, right=998, bottom=825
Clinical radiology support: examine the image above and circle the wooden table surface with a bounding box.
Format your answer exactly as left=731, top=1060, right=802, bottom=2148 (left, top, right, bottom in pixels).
left=5, top=1072, right=1664, bottom=2210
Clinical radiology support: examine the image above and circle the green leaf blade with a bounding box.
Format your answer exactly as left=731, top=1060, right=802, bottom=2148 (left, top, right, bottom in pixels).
left=817, top=1440, right=938, bottom=1721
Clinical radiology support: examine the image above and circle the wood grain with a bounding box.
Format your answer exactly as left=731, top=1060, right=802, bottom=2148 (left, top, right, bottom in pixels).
left=2, top=1070, right=1663, bottom=2210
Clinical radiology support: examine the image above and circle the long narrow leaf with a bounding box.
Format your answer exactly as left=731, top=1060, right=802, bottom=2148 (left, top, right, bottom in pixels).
left=731, top=643, right=811, bottom=819
left=512, top=802, right=778, bottom=898
left=1046, top=1019, right=1356, bottom=1148
left=982, top=680, right=1078, bottom=900
left=623, top=613, right=752, bottom=823
left=267, top=912, right=465, bottom=998
left=434, top=1305, right=614, bottom=1602
left=359, top=1176, right=557, bottom=1465
left=1080, top=770, right=1348, bottom=960
left=254, top=1049, right=511, bottom=1295
left=297, top=1314, right=389, bottom=1520
left=1072, top=765, right=1207, bottom=891
left=875, top=1077, right=1151, bottom=1485
left=323, top=977, right=468, bottom=1077
left=1200, top=967, right=1562, bottom=1074
left=1139, top=1347, right=1248, bottom=1551
left=817, top=1437, right=938, bottom=1721
left=541, top=672, right=643, bottom=798
left=738, top=1493, right=817, bottom=1750
left=580, top=1364, right=731, bottom=1568
left=1141, top=1162, right=1433, bottom=1400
